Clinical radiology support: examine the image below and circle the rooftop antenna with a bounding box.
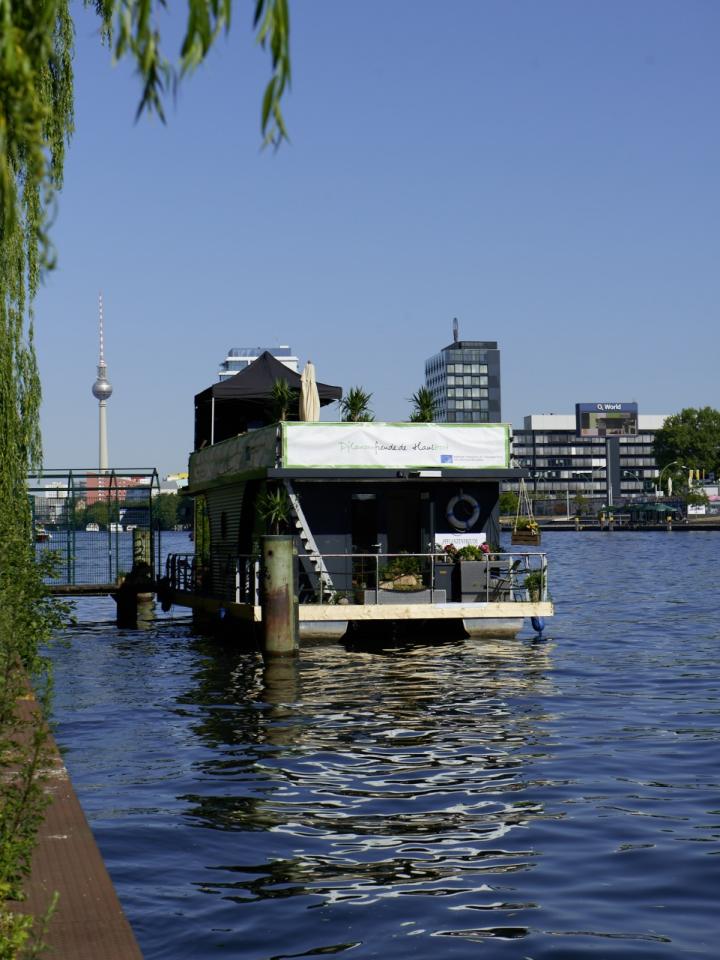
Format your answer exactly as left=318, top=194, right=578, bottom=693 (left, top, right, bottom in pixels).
left=452, top=317, right=459, bottom=343
left=91, top=292, right=113, bottom=471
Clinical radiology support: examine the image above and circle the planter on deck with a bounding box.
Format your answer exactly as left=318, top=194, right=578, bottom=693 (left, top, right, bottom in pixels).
left=454, top=559, right=515, bottom=602
left=363, top=588, right=447, bottom=605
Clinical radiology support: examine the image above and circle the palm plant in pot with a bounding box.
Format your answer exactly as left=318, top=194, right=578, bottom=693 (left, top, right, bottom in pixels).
left=256, top=484, right=291, bottom=535
left=340, top=386, right=374, bottom=422
left=523, top=569, right=546, bottom=602
left=408, top=387, right=435, bottom=422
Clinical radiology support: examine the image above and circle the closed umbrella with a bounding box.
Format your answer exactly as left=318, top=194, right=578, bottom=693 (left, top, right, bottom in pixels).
left=300, top=361, right=320, bottom=421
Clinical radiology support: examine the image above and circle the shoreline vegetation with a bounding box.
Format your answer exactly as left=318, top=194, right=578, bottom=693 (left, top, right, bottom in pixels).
left=1, top=545, right=71, bottom=956
left=0, top=6, right=289, bottom=953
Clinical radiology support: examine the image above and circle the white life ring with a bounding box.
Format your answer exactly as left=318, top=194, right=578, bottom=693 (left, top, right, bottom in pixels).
left=446, top=492, right=480, bottom=531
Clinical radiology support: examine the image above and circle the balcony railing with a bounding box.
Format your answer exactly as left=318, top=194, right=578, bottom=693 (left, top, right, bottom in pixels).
left=165, top=551, right=549, bottom=607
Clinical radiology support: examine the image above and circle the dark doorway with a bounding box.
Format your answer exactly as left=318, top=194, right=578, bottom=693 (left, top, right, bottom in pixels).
left=351, top=494, right=378, bottom=552
left=385, top=491, right=421, bottom=554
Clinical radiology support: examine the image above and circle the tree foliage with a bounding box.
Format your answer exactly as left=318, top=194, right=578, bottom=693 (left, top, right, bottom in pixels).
left=154, top=491, right=192, bottom=529
left=90, top=1, right=291, bottom=145
left=408, top=387, right=435, bottom=422
left=0, top=6, right=73, bottom=942
left=653, top=407, right=720, bottom=476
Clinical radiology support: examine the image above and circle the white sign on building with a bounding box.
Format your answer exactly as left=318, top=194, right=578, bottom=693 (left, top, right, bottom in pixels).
left=282, top=423, right=510, bottom=470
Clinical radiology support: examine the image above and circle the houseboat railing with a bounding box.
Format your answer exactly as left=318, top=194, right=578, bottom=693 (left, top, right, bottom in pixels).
left=166, top=553, right=198, bottom=593
left=306, top=551, right=548, bottom=605
left=166, top=552, right=260, bottom=603
left=166, top=551, right=548, bottom=607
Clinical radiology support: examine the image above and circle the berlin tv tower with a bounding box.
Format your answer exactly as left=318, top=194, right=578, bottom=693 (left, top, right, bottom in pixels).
left=91, top=294, right=113, bottom=471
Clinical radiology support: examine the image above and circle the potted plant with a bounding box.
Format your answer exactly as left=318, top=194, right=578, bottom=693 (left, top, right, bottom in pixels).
left=256, top=484, right=291, bottom=534
left=378, top=554, right=423, bottom=590
left=523, top=569, right=546, bottom=602
left=365, top=554, right=445, bottom=604
left=453, top=542, right=511, bottom=600
left=512, top=515, right=541, bottom=544
left=340, top=386, right=374, bottom=422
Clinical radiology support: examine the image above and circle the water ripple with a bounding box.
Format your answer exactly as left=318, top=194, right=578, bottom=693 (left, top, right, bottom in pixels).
left=48, top=532, right=720, bottom=959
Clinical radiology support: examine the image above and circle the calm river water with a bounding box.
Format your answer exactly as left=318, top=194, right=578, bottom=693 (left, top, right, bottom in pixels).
left=48, top=531, right=718, bottom=959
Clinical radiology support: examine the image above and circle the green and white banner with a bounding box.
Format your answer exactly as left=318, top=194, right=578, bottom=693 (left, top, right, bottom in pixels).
left=282, top=422, right=510, bottom=470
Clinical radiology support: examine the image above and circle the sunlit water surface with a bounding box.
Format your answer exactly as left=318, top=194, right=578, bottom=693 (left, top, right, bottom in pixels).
left=49, top=532, right=719, bottom=959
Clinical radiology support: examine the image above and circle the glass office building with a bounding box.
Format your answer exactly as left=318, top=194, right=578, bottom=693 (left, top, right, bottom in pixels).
left=425, top=339, right=501, bottom=423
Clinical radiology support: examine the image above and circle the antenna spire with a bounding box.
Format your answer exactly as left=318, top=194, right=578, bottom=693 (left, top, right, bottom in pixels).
left=98, top=293, right=106, bottom=367
left=453, top=317, right=459, bottom=343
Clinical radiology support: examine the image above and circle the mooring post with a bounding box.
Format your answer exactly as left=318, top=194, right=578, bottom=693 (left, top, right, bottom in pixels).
left=261, top=535, right=299, bottom=656
left=115, top=529, right=155, bottom=628
left=132, top=528, right=151, bottom=568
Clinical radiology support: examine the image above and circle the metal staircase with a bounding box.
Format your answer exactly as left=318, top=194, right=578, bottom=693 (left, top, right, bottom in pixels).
left=283, top=480, right=335, bottom=600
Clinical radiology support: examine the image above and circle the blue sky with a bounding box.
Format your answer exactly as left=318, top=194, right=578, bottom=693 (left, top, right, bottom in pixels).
left=36, top=0, right=719, bottom=477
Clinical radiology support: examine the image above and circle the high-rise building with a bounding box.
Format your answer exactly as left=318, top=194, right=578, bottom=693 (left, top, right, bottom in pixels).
left=218, top=345, right=299, bottom=380
left=91, top=294, right=113, bottom=470
left=424, top=319, right=501, bottom=422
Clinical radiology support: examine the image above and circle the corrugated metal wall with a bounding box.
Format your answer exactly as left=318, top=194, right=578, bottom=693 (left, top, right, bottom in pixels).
left=206, top=483, right=245, bottom=600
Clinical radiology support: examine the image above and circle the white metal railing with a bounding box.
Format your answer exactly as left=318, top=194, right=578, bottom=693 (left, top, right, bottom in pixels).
left=166, top=550, right=548, bottom=607
left=302, top=551, right=548, bottom=606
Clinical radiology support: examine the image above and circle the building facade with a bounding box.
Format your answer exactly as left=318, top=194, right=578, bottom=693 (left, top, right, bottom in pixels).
left=425, top=333, right=501, bottom=423
left=218, top=345, right=299, bottom=381
left=506, top=412, right=668, bottom=510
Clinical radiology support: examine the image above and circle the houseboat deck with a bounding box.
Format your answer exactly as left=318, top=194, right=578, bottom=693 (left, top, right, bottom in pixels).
left=164, top=547, right=553, bottom=641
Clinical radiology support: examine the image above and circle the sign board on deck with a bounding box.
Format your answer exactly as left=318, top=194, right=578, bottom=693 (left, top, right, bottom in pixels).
left=282, top=422, right=510, bottom=470
left=435, top=533, right=487, bottom=550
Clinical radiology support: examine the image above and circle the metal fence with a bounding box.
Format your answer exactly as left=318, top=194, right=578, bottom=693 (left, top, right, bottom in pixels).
left=28, top=468, right=161, bottom=585
left=165, top=550, right=548, bottom=607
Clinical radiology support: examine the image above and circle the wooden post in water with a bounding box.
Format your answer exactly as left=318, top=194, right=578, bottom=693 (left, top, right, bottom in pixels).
left=114, top=529, right=155, bottom=627
left=261, top=535, right=298, bottom=656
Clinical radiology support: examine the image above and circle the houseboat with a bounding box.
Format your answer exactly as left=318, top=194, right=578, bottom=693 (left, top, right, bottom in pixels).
left=165, top=352, right=553, bottom=643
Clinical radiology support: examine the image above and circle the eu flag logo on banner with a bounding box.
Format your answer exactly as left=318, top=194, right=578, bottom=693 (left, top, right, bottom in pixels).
left=441, top=455, right=453, bottom=463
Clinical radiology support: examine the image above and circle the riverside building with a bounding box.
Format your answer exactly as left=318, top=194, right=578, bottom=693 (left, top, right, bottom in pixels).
left=424, top=319, right=501, bottom=423
left=506, top=406, right=668, bottom=511
left=218, top=345, right=299, bottom=380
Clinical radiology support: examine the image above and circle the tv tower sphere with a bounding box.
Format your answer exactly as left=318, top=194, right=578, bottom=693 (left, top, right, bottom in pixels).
left=92, top=375, right=113, bottom=400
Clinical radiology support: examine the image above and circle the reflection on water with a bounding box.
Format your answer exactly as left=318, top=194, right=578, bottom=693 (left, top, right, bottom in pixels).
left=49, top=533, right=719, bottom=959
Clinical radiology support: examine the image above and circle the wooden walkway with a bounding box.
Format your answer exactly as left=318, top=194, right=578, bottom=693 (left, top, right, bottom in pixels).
left=15, top=703, right=143, bottom=959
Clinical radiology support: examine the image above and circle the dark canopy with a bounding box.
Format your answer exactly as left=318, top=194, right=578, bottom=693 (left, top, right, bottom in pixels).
left=194, top=351, right=342, bottom=450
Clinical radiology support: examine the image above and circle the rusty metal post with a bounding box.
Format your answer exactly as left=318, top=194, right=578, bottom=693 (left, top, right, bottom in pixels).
left=261, top=535, right=298, bottom=656
left=132, top=528, right=151, bottom=570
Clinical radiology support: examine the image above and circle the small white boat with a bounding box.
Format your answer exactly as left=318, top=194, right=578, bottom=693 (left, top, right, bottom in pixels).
left=85, top=522, right=100, bottom=532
